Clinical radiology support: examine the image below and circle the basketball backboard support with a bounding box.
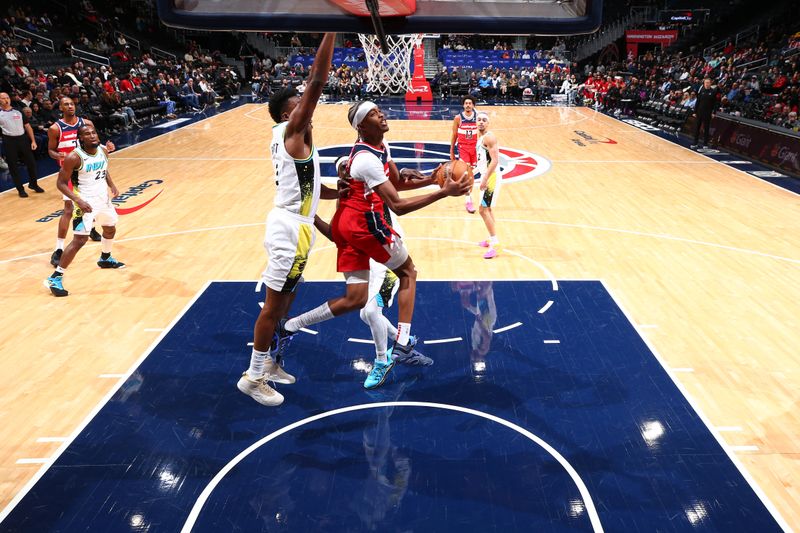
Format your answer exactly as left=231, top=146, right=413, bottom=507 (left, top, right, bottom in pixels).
left=158, top=0, right=603, bottom=36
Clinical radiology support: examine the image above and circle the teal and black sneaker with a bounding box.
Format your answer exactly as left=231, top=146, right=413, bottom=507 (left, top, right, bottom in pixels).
left=44, top=275, right=68, bottom=297
left=364, top=358, right=394, bottom=389
left=97, top=256, right=126, bottom=269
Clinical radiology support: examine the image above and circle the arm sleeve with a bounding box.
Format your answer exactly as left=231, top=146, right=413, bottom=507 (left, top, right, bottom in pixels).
left=350, top=152, right=388, bottom=189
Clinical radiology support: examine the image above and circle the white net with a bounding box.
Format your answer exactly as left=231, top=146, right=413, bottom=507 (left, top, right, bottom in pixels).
left=357, top=33, right=422, bottom=95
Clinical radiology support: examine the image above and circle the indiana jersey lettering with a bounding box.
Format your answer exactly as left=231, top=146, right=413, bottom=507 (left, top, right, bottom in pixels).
left=72, top=146, right=109, bottom=199
left=56, top=117, right=85, bottom=167
left=270, top=121, right=321, bottom=218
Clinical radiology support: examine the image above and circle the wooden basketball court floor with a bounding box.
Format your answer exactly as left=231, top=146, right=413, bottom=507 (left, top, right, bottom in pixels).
left=0, top=103, right=798, bottom=527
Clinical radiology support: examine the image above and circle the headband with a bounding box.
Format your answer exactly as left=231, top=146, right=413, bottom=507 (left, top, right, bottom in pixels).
left=351, top=101, right=377, bottom=131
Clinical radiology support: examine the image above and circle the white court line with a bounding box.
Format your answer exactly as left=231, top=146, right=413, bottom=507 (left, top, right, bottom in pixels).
left=6, top=212, right=799, bottom=267
left=538, top=301, right=554, bottom=314
left=406, top=215, right=800, bottom=266
left=15, top=459, right=49, bottom=465
left=0, top=282, right=213, bottom=524
left=180, top=401, right=605, bottom=533
left=543, top=340, right=561, bottom=344
left=493, top=322, right=522, bottom=334
left=423, top=337, right=463, bottom=344
left=144, top=328, right=164, bottom=332
left=596, top=111, right=800, bottom=199
left=405, top=235, right=558, bottom=291
left=246, top=342, right=253, bottom=346
left=0, top=103, right=245, bottom=196
left=35, top=437, right=68, bottom=443
left=98, top=374, right=126, bottom=379
left=300, top=328, right=318, bottom=335
left=730, top=446, right=760, bottom=452
left=112, top=157, right=270, bottom=161
left=601, top=281, right=792, bottom=532
left=551, top=160, right=718, bottom=164
left=670, top=368, right=695, bottom=373
left=348, top=338, right=374, bottom=344
left=716, top=426, right=744, bottom=432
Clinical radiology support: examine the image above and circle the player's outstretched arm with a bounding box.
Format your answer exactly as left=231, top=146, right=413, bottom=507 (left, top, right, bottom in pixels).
left=374, top=174, right=470, bottom=216
left=285, top=33, right=335, bottom=137
left=388, top=160, right=438, bottom=190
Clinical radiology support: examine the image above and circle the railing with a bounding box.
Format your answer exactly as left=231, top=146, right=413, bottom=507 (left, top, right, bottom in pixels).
left=114, top=31, right=140, bottom=50
left=703, top=24, right=759, bottom=58
left=70, top=46, right=110, bottom=66
left=737, top=57, right=768, bottom=74
left=13, top=26, right=54, bottom=51
left=151, top=47, right=177, bottom=62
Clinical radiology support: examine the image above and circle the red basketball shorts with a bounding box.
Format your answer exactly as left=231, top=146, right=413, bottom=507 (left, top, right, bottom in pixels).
left=331, top=207, right=408, bottom=273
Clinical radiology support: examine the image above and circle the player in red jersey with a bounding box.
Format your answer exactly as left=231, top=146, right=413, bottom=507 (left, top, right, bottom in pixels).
left=450, top=95, right=478, bottom=213
left=278, top=101, right=470, bottom=391
left=48, top=96, right=115, bottom=266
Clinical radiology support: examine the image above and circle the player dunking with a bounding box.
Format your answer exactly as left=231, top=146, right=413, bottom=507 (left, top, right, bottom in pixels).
left=475, top=112, right=502, bottom=258
left=279, top=101, right=470, bottom=391
left=44, top=124, right=125, bottom=297
left=48, top=96, right=115, bottom=266
left=450, top=95, right=478, bottom=214
left=237, top=33, right=339, bottom=407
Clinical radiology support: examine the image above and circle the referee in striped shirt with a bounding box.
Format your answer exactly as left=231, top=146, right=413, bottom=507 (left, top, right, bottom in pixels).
left=0, top=92, right=43, bottom=197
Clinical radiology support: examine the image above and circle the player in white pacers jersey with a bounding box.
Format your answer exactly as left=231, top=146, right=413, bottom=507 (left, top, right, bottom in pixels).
left=238, top=33, right=339, bottom=407
left=45, top=124, right=124, bottom=297
left=475, top=111, right=502, bottom=259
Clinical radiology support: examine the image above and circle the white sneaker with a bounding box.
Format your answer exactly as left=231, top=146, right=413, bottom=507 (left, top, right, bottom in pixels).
left=264, top=359, right=296, bottom=384
left=237, top=372, right=284, bottom=406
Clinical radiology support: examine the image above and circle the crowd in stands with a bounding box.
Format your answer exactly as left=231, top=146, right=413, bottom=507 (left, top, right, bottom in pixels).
left=3, top=4, right=798, bottom=183
left=0, top=3, right=243, bottom=165
left=574, top=28, right=799, bottom=132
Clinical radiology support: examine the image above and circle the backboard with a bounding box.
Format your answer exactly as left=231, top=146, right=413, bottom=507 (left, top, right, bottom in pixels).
left=158, top=0, right=602, bottom=35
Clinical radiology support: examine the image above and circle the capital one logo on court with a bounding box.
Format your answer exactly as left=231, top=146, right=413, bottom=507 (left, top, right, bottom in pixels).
left=318, top=142, right=551, bottom=184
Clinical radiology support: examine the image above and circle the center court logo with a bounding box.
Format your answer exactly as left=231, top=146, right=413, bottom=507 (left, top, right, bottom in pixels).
left=35, top=179, right=164, bottom=222
left=318, top=142, right=551, bottom=184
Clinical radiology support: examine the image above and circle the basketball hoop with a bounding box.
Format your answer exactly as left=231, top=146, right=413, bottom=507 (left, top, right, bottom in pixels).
left=358, top=33, right=422, bottom=95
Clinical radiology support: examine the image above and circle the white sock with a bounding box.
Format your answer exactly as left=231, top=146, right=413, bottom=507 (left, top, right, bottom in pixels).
left=285, top=302, right=334, bottom=332
left=101, top=237, right=113, bottom=254
left=56, top=266, right=66, bottom=273
left=396, top=322, right=411, bottom=346
left=56, top=238, right=65, bottom=251
left=489, top=235, right=499, bottom=246
left=247, top=348, right=273, bottom=380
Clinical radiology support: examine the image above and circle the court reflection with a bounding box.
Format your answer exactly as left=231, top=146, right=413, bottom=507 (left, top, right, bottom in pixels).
left=451, top=281, right=497, bottom=382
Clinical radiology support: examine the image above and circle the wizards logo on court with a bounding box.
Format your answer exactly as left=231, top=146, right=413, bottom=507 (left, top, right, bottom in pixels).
left=318, top=142, right=550, bottom=184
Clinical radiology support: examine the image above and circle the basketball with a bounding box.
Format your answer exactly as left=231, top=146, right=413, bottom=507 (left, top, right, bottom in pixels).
left=434, top=159, right=473, bottom=188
